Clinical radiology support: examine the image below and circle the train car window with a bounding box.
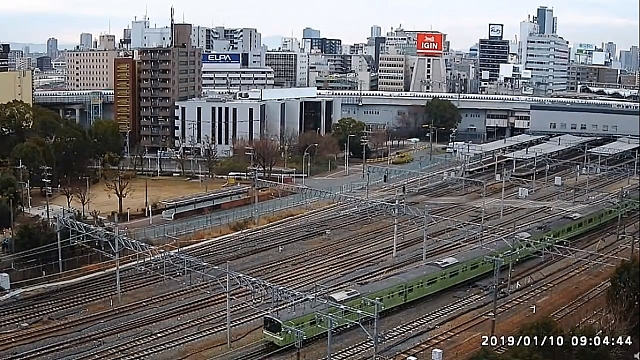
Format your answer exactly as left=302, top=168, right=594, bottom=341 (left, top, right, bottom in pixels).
left=588, top=218, right=593, bottom=223
left=577, top=222, right=583, bottom=228
left=264, top=317, right=282, bottom=334
left=310, top=319, right=316, bottom=327
left=470, top=264, right=479, bottom=271
left=449, top=270, right=459, bottom=278
left=407, top=286, right=414, bottom=293
left=426, top=278, right=437, bottom=286
left=461, top=266, right=468, bottom=272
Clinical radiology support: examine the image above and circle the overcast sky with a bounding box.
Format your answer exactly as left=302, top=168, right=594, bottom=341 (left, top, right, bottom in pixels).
left=1, top=0, right=638, bottom=51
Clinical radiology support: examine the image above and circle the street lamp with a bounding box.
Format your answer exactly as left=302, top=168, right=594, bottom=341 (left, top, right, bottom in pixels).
left=302, top=143, right=318, bottom=186
left=344, top=134, right=355, bottom=176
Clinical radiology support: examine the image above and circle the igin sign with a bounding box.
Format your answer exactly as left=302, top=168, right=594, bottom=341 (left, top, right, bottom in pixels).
left=416, top=33, right=444, bottom=56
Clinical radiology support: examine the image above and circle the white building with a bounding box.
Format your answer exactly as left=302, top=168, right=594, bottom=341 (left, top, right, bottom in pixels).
left=201, top=52, right=275, bottom=91
left=65, top=49, right=117, bottom=90
left=281, top=37, right=301, bottom=52
left=520, top=20, right=569, bottom=94
left=130, top=17, right=172, bottom=48
left=174, top=88, right=338, bottom=156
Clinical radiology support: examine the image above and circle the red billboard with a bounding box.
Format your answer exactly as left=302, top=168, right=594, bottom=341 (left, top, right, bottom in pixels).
left=416, top=33, right=444, bottom=56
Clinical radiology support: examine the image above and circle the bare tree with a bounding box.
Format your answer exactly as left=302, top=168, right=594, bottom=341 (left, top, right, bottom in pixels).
left=252, top=139, right=279, bottom=178
left=317, top=135, right=341, bottom=157
left=396, top=105, right=425, bottom=130
left=297, top=131, right=320, bottom=155
left=368, top=130, right=388, bottom=157
left=60, top=186, right=74, bottom=209
left=131, top=144, right=146, bottom=174
left=89, top=210, right=101, bottom=226
left=201, top=135, right=219, bottom=178
left=232, top=138, right=251, bottom=162
left=104, top=167, right=135, bottom=215
left=174, top=139, right=189, bottom=176
left=75, top=185, right=94, bottom=218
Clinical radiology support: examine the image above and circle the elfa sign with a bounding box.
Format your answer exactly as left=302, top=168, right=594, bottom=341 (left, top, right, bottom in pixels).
left=202, top=53, right=241, bottom=64
left=416, top=33, right=444, bottom=56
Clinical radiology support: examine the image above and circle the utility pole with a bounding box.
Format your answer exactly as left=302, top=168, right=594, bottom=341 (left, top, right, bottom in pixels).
left=392, top=189, right=399, bottom=258
left=490, top=257, right=503, bottom=337
left=15, top=160, right=25, bottom=211
left=423, top=206, right=428, bottom=262
left=226, top=261, right=231, bottom=348
left=115, top=215, right=121, bottom=303
left=41, top=166, right=52, bottom=223
left=361, top=135, right=368, bottom=179
left=500, top=167, right=506, bottom=218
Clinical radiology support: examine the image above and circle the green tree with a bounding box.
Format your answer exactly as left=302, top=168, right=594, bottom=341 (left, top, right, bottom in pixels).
left=0, top=200, right=11, bottom=230
left=10, top=141, right=45, bottom=188
left=0, top=100, right=34, bottom=159
left=0, top=172, right=21, bottom=207
left=331, top=117, right=366, bottom=150
left=90, top=119, right=124, bottom=160
left=423, top=97, right=461, bottom=138
left=13, top=220, right=56, bottom=253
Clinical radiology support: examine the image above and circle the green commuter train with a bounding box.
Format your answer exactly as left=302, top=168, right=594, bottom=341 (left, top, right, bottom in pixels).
left=263, top=191, right=639, bottom=347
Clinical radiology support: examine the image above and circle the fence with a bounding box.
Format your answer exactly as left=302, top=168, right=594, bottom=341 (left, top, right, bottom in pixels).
left=128, top=155, right=453, bottom=241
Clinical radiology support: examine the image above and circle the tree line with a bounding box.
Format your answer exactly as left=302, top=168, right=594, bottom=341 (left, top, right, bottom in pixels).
left=0, top=100, right=124, bottom=233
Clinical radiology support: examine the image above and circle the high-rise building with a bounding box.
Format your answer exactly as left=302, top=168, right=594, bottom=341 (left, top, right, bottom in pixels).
left=478, top=24, right=509, bottom=82
left=138, top=23, right=202, bottom=150
left=46, top=37, right=59, bottom=59
left=80, top=33, right=93, bottom=49
left=523, top=32, right=569, bottom=94
left=114, top=56, right=139, bottom=143
left=534, top=6, right=557, bottom=35
left=603, top=42, right=617, bottom=61
left=302, top=27, right=321, bottom=39
left=0, top=44, right=9, bottom=72
left=631, top=45, right=639, bottom=72
left=371, top=25, right=382, bottom=38
left=8, top=50, right=23, bottom=71
left=265, top=51, right=309, bottom=87
left=302, top=38, right=342, bottom=54
left=65, top=46, right=118, bottom=90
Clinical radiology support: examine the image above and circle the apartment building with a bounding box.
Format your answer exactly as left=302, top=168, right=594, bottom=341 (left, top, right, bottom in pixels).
left=0, top=70, right=33, bottom=105
left=114, top=56, right=139, bottom=143
left=138, top=23, right=202, bottom=150
left=65, top=49, right=117, bottom=90
left=377, top=54, right=407, bottom=91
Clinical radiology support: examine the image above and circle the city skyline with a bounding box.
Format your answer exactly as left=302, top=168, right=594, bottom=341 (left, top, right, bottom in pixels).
left=1, top=0, right=638, bottom=51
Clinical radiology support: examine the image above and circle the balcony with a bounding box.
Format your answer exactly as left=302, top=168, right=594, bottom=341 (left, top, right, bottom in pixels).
left=141, top=109, right=152, bottom=116
left=140, top=100, right=152, bottom=107
left=139, top=53, right=172, bottom=62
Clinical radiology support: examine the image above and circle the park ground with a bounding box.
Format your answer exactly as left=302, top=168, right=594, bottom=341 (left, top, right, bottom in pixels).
left=49, top=177, right=226, bottom=215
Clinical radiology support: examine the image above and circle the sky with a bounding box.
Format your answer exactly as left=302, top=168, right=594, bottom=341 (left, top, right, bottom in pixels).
left=1, top=0, right=638, bottom=51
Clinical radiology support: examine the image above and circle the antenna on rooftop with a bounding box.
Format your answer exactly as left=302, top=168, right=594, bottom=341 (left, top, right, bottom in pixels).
left=144, top=4, right=148, bottom=21
left=170, top=6, right=175, bottom=47
left=182, top=12, right=185, bottom=23
left=108, top=19, right=111, bottom=34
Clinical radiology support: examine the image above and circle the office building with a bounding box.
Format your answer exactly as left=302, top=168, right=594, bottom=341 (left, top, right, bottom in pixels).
left=303, top=38, right=342, bottom=55
left=201, top=52, right=275, bottom=91
left=65, top=46, right=118, bottom=90
left=8, top=50, right=23, bottom=71
left=377, top=54, right=408, bottom=91
left=302, top=27, right=320, bottom=39
left=534, top=6, right=557, bottom=35
left=0, top=44, right=9, bottom=72
left=281, top=37, right=301, bottom=52
left=16, top=57, right=35, bottom=71
left=0, top=70, right=33, bottom=105
left=47, top=37, right=59, bottom=59
left=520, top=19, right=569, bottom=94
left=620, top=46, right=639, bottom=72
left=138, top=23, right=202, bottom=150
left=99, top=34, right=117, bottom=50
left=478, top=24, right=509, bottom=82
left=603, top=42, right=617, bottom=61
left=567, top=64, right=619, bottom=91
left=36, top=56, right=52, bottom=72
left=175, top=88, right=337, bottom=155
left=265, top=51, right=309, bottom=87
left=371, top=25, right=382, bottom=38
left=80, top=33, right=93, bottom=49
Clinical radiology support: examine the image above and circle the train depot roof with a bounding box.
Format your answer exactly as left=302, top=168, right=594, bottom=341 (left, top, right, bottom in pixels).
left=504, top=134, right=599, bottom=160
left=587, top=136, right=640, bottom=157
left=455, top=134, right=547, bottom=156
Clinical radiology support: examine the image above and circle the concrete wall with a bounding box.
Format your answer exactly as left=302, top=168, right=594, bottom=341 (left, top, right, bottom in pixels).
left=529, top=105, right=640, bottom=137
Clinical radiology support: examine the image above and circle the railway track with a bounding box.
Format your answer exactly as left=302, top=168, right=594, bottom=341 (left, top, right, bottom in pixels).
left=391, top=227, right=637, bottom=360
left=2, top=161, right=630, bottom=359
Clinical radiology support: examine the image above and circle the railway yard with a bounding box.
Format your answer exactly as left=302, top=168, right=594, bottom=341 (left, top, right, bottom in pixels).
left=0, top=135, right=639, bottom=360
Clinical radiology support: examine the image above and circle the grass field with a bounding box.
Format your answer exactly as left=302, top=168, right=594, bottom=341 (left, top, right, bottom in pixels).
left=50, top=177, right=225, bottom=215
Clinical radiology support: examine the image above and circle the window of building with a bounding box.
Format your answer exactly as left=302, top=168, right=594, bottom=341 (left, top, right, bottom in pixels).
left=560, top=123, right=566, bottom=129
left=580, top=124, right=587, bottom=130
left=591, top=124, right=598, bottom=131
left=549, top=122, right=557, bottom=129
left=611, top=125, right=618, bottom=132
left=602, top=125, right=608, bottom=131
left=570, top=124, right=577, bottom=130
